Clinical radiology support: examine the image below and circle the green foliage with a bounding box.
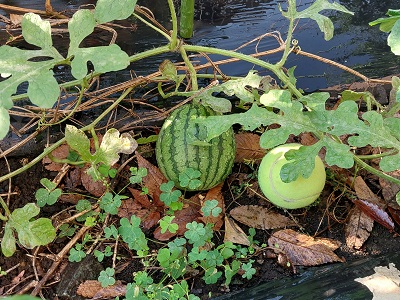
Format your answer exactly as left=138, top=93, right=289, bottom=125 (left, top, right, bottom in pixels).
left=129, top=167, right=148, bottom=184
left=98, top=267, right=116, bottom=287
left=370, top=9, right=400, bottom=55
left=65, top=125, right=137, bottom=181
left=197, top=91, right=400, bottom=182
left=1, top=203, right=56, bottom=257
left=184, top=221, right=214, bottom=248
left=160, top=215, right=179, bottom=234
left=69, top=243, right=86, bottom=262
left=118, top=216, right=149, bottom=256
left=197, top=70, right=262, bottom=111
left=35, top=178, right=62, bottom=207
left=160, top=181, right=182, bottom=206
left=99, top=192, right=127, bottom=215
left=75, top=199, right=97, bottom=222
left=201, top=200, right=222, bottom=217
left=0, top=0, right=139, bottom=139
left=281, top=0, right=353, bottom=40
left=241, top=260, right=256, bottom=279
left=179, top=168, right=202, bottom=190
left=94, top=245, right=113, bottom=262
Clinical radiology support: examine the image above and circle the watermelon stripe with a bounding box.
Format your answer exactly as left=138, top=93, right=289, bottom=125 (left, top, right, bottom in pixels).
left=156, top=103, right=235, bottom=191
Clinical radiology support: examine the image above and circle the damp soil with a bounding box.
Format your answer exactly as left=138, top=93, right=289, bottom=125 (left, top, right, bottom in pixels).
left=0, top=150, right=399, bottom=299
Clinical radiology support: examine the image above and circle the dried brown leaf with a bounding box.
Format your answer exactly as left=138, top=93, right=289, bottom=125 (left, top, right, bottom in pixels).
left=9, top=14, right=23, bottom=25
left=230, top=205, right=296, bottom=229
left=43, top=144, right=70, bottom=171
left=235, top=133, right=266, bottom=163
left=199, top=183, right=224, bottom=230
left=268, top=229, right=344, bottom=266
left=345, top=206, right=374, bottom=249
left=154, top=194, right=201, bottom=241
left=128, top=187, right=152, bottom=208
left=80, top=165, right=107, bottom=197
left=354, top=176, right=383, bottom=205
left=388, top=206, right=400, bottom=227
left=117, top=196, right=161, bottom=230
left=379, top=170, right=400, bottom=202
left=353, top=199, right=394, bottom=232
left=136, top=152, right=166, bottom=207
left=223, top=216, right=250, bottom=246
left=77, top=280, right=126, bottom=299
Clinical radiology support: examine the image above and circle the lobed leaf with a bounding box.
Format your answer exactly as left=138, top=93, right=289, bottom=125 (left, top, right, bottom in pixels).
left=197, top=71, right=263, bottom=111
left=70, top=45, right=130, bottom=80
left=68, top=9, right=96, bottom=51
left=21, top=13, right=52, bottom=49
left=94, top=0, right=138, bottom=24
left=96, top=129, right=137, bottom=166
left=65, top=125, right=92, bottom=162
left=284, top=0, right=353, bottom=41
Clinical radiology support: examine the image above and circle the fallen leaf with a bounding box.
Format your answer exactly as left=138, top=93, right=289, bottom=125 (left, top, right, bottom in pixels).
left=223, top=216, right=250, bottom=246
left=354, top=176, right=383, bottom=206
left=9, top=14, right=23, bottom=25
left=136, top=152, right=167, bottom=207
left=345, top=206, right=374, bottom=249
left=268, top=229, right=344, bottom=266
left=230, top=205, right=296, bottom=229
left=77, top=280, right=126, bottom=299
left=379, top=170, right=400, bottom=203
left=353, top=199, right=394, bottom=232
left=43, top=144, right=70, bottom=171
left=235, top=133, right=266, bottom=163
left=81, top=164, right=107, bottom=197
left=388, top=206, right=400, bottom=228
left=199, top=183, right=224, bottom=231
left=154, top=194, right=201, bottom=241
left=128, top=187, right=152, bottom=209
left=118, top=195, right=161, bottom=230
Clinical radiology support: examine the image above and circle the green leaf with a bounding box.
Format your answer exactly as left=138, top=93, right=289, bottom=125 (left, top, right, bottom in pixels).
left=35, top=188, right=62, bottom=207
left=179, top=168, right=202, bottom=190
left=100, top=192, right=124, bottom=215
left=201, top=200, right=222, bottom=217
left=198, top=71, right=263, bottom=111
left=129, top=167, right=148, bottom=184
left=197, top=104, right=278, bottom=142
left=160, top=181, right=182, bottom=206
left=65, top=125, right=92, bottom=161
left=96, top=128, right=137, bottom=166
left=68, top=9, right=96, bottom=51
left=98, top=267, right=115, bottom=287
left=160, top=216, right=178, bottom=234
left=119, top=216, right=148, bottom=254
left=0, top=46, right=61, bottom=108
left=69, top=244, right=86, bottom=262
left=70, top=45, right=130, bottom=79
left=7, top=203, right=56, bottom=251
left=0, top=107, right=10, bottom=140
left=21, top=13, right=52, bottom=49
left=40, top=178, right=56, bottom=190
left=280, top=143, right=320, bottom=182
left=94, top=0, right=137, bottom=24
left=160, top=59, right=178, bottom=81
left=286, top=0, right=353, bottom=40
left=1, top=224, right=16, bottom=257
left=388, top=19, right=400, bottom=55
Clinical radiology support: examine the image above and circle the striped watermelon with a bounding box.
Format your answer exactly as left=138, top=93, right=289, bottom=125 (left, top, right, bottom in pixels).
left=156, top=103, right=235, bottom=191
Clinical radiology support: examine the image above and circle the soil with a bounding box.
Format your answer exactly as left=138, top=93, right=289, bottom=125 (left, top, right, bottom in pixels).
left=0, top=141, right=399, bottom=299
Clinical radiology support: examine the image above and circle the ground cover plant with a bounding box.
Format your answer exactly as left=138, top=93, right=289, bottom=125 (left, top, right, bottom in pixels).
left=0, top=0, right=400, bottom=299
